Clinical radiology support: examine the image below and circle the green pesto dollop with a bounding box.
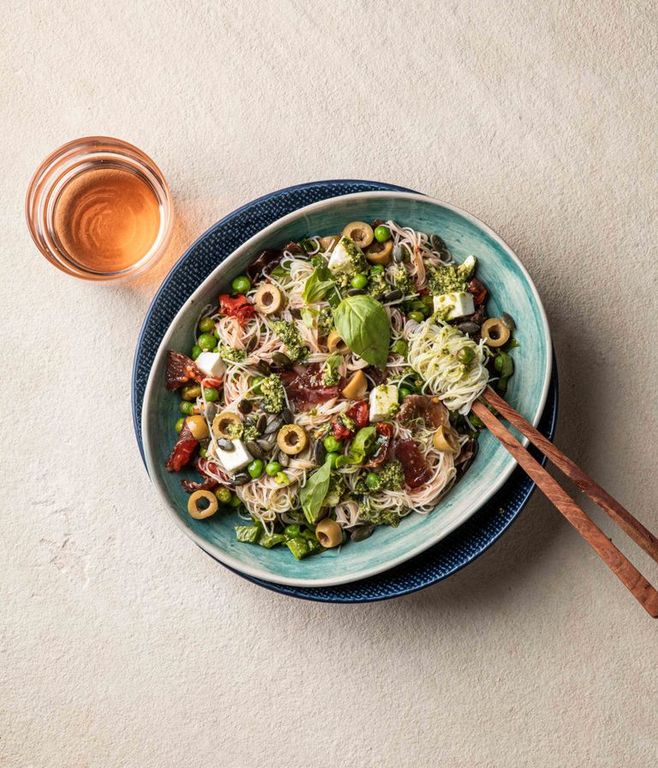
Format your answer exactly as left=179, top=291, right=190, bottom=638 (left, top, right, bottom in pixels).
left=259, top=374, right=286, bottom=414
left=217, top=345, right=247, bottom=363
left=270, top=320, right=309, bottom=362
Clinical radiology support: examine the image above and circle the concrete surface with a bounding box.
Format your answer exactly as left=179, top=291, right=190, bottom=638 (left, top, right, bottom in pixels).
left=2, top=1, right=657, bottom=766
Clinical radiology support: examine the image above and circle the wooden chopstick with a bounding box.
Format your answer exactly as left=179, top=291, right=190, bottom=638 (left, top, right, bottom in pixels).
left=482, top=387, right=658, bottom=563
left=471, top=396, right=658, bottom=618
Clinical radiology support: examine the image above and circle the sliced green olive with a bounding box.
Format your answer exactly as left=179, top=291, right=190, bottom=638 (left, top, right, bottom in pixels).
left=211, top=411, right=242, bottom=438
left=433, top=425, right=459, bottom=453
left=341, top=370, right=367, bottom=400
left=186, top=415, right=210, bottom=440
left=254, top=283, right=284, bottom=315
left=315, top=518, right=343, bottom=548
left=277, top=424, right=309, bottom=455
left=327, top=329, right=348, bottom=354
left=365, top=240, right=393, bottom=265
left=481, top=318, right=511, bottom=348
left=342, top=221, right=374, bottom=248
left=319, top=235, right=339, bottom=251
left=188, top=489, right=218, bottom=519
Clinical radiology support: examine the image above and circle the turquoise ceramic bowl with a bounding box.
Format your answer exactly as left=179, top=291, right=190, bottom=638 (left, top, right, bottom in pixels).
left=142, top=192, right=552, bottom=587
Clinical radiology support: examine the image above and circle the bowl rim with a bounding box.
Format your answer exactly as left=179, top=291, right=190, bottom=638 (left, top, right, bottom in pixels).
left=141, top=190, right=552, bottom=587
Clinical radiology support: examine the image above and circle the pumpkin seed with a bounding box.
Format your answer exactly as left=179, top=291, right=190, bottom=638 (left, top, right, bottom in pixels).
left=457, top=321, right=481, bottom=335
left=392, top=244, right=404, bottom=263
left=264, top=415, right=283, bottom=435
left=216, top=438, right=234, bottom=452
left=314, top=441, right=327, bottom=464
left=256, top=414, right=268, bottom=433
left=350, top=525, right=375, bottom=542
left=276, top=450, right=290, bottom=467
left=346, top=288, right=365, bottom=296
left=281, top=407, right=294, bottom=425
left=500, top=312, right=516, bottom=330
left=382, top=289, right=402, bottom=302
left=231, top=472, right=250, bottom=485
left=246, top=441, right=264, bottom=459
left=272, top=351, right=292, bottom=368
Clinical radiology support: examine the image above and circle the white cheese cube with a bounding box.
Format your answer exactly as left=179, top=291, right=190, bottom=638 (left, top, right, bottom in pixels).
left=433, top=291, right=475, bottom=320
left=195, top=352, right=226, bottom=378
left=369, top=384, right=399, bottom=422
left=213, top=439, right=252, bottom=474
left=328, top=237, right=358, bottom=273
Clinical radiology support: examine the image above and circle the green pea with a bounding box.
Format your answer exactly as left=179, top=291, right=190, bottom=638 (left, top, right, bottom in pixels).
left=366, top=472, right=380, bottom=490
left=408, top=311, right=425, bottom=323
left=274, top=471, right=290, bottom=486
left=215, top=487, right=232, bottom=504
left=179, top=401, right=194, bottom=415
left=231, top=275, right=251, bottom=294
left=399, top=386, right=413, bottom=400
left=323, top=435, right=342, bottom=453
left=197, top=333, right=217, bottom=352
left=191, top=344, right=202, bottom=360
left=374, top=225, right=391, bottom=243
left=391, top=339, right=408, bottom=357
left=203, top=387, right=219, bottom=402
left=457, top=347, right=475, bottom=365
left=251, top=375, right=265, bottom=395
left=370, top=264, right=385, bottom=275
left=175, top=417, right=185, bottom=433
left=326, top=452, right=340, bottom=469
left=422, top=294, right=434, bottom=310
left=198, top=317, right=215, bottom=333
left=248, top=459, right=264, bottom=479
left=198, top=445, right=208, bottom=458
left=229, top=494, right=242, bottom=508
left=350, top=273, right=368, bottom=290
left=265, top=460, right=282, bottom=477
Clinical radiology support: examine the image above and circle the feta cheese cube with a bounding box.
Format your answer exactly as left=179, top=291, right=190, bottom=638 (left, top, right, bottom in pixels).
left=328, top=236, right=357, bottom=273
left=195, top=352, right=226, bottom=378
left=213, top=439, right=252, bottom=474
left=369, top=384, right=399, bottom=422
left=433, top=291, right=475, bottom=320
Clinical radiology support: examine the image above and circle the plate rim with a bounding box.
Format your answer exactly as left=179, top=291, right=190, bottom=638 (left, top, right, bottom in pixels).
left=139, top=188, right=553, bottom=588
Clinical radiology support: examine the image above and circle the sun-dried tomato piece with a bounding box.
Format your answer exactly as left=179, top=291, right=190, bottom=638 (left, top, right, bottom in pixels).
left=365, top=422, right=393, bottom=468
left=394, top=439, right=431, bottom=489
left=281, top=365, right=341, bottom=411
left=467, top=278, right=488, bottom=306
left=347, top=400, right=369, bottom=428
left=398, top=395, right=448, bottom=429
left=165, top=351, right=203, bottom=391
left=165, top=422, right=199, bottom=472
left=219, top=294, right=256, bottom=324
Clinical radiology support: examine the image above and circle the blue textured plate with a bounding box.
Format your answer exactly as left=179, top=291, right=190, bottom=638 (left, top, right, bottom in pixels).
left=133, top=180, right=557, bottom=601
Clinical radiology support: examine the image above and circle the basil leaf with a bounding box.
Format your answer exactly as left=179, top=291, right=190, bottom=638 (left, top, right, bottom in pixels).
left=300, top=455, right=333, bottom=525
left=303, top=264, right=336, bottom=303
left=345, top=426, right=377, bottom=465
left=333, top=295, right=390, bottom=368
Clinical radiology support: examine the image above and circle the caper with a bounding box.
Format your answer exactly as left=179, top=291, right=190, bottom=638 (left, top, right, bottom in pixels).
left=216, top=438, right=235, bottom=451
left=350, top=524, right=375, bottom=542
left=246, top=441, right=264, bottom=459
left=272, top=351, right=292, bottom=369
left=231, top=472, right=251, bottom=485
left=237, top=399, right=253, bottom=414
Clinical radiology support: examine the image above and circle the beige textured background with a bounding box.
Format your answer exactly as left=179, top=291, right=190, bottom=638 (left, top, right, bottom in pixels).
left=2, top=1, right=657, bottom=766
